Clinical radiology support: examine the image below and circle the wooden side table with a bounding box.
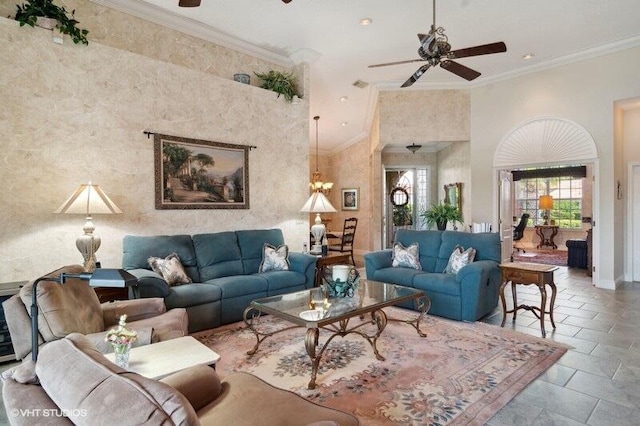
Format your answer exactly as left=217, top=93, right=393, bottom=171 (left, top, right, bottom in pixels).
left=499, top=262, right=558, bottom=338
left=314, top=252, right=351, bottom=286
left=534, top=225, right=559, bottom=249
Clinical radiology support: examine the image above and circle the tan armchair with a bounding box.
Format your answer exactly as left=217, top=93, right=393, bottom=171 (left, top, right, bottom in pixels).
left=3, top=265, right=188, bottom=360
left=2, top=333, right=360, bottom=425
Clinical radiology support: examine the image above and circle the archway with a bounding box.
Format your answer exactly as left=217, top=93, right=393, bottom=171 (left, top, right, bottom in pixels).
left=494, top=116, right=599, bottom=281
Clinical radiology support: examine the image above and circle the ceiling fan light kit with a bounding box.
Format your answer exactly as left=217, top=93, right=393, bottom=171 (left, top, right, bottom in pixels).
left=369, top=0, right=507, bottom=87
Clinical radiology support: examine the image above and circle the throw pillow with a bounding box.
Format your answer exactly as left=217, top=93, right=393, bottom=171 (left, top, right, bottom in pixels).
left=147, top=253, right=192, bottom=286
left=443, top=245, right=477, bottom=274
left=259, top=244, right=290, bottom=272
left=392, top=242, right=422, bottom=270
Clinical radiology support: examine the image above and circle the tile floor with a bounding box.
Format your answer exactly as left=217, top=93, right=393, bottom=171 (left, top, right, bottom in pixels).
left=0, top=266, right=637, bottom=425
left=484, top=266, right=640, bottom=425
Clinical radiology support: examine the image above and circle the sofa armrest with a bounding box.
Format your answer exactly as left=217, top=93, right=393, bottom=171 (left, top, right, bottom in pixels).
left=364, top=249, right=393, bottom=279
left=101, top=298, right=167, bottom=326
left=160, top=364, right=222, bottom=412
left=288, top=252, right=317, bottom=286
left=455, top=260, right=497, bottom=283
left=456, top=260, right=501, bottom=321
left=126, top=268, right=171, bottom=299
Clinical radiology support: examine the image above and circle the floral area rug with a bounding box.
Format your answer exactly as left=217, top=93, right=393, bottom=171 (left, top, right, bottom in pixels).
left=193, top=307, right=567, bottom=425
left=512, top=249, right=568, bottom=266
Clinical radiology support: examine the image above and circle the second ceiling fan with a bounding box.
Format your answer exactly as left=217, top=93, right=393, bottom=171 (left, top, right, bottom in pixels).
left=369, top=0, right=507, bottom=87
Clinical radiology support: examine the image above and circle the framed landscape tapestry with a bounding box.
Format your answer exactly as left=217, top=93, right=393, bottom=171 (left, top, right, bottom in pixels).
left=154, top=133, right=250, bottom=209
left=341, top=188, right=359, bottom=211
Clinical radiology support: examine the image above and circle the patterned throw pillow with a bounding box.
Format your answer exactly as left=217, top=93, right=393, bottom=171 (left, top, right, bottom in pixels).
left=392, top=242, right=422, bottom=270
left=259, top=244, right=290, bottom=272
left=147, top=253, right=192, bottom=286
left=443, top=245, right=477, bottom=274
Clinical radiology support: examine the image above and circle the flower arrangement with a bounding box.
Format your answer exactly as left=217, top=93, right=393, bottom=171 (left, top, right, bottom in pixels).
left=105, top=314, right=137, bottom=346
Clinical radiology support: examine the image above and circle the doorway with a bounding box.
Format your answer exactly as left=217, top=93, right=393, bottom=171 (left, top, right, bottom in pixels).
left=493, top=117, right=599, bottom=284
left=383, top=167, right=431, bottom=248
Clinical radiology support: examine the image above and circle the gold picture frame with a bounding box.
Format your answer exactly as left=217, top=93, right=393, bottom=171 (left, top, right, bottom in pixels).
left=444, top=182, right=462, bottom=213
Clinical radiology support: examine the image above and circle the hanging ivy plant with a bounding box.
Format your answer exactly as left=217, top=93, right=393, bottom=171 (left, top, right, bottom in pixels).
left=14, top=0, right=89, bottom=45
left=254, top=70, right=300, bottom=102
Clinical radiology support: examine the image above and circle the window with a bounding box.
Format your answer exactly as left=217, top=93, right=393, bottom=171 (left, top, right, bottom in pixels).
left=515, top=175, right=583, bottom=229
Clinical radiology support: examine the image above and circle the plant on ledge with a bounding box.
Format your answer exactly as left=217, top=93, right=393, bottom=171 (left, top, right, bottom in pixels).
left=254, top=70, right=300, bottom=102
left=420, top=202, right=463, bottom=230
left=14, top=0, right=89, bottom=45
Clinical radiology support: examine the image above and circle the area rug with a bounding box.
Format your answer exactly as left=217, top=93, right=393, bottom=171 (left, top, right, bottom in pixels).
left=512, top=249, right=568, bottom=266
left=193, top=307, right=567, bottom=425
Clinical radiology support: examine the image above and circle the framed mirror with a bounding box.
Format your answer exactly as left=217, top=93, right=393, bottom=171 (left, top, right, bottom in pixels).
left=444, top=182, right=462, bottom=213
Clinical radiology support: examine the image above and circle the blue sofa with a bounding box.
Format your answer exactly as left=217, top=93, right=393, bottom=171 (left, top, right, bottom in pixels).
left=122, top=229, right=317, bottom=332
left=364, top=229, right=502, bottom=322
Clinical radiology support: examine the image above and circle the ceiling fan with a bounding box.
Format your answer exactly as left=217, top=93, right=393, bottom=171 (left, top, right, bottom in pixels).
left=369, top=0, right=507, bottom=87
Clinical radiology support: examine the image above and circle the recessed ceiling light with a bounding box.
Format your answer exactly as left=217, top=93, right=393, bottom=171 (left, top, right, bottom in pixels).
left=340, top=122, right=348, bottom=127
left=339, top=96, right=348, bottom=102
left=522, top=53, right=535, bottom=60
left=360, top=18, right=372, bottom=26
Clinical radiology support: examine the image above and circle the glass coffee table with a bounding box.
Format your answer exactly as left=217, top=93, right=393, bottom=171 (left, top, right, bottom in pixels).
left=243, top=280, right=430, bottom=389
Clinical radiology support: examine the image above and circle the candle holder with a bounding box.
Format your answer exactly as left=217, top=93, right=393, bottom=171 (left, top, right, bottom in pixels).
left=322, top=266, right=360, bottom=298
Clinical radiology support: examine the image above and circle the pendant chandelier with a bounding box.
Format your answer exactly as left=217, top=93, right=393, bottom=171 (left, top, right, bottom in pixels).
left=310, top=116, right=333, bottom=194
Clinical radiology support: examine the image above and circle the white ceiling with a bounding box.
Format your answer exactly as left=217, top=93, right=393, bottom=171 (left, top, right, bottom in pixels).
left=99, top=0, right=640, bottom=154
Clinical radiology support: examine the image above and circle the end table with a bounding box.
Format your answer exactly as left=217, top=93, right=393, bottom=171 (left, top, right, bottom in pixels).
left=313, top=252, right=351, bottom=286
left=499, top=262, right=558, bottom=338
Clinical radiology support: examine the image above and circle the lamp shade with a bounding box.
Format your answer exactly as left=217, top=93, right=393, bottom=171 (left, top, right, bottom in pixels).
left=300, top=191, right=337, bottom=213
left=539, top=195, right=554, bottom=210
left=54, top=182, right=122, bottom=215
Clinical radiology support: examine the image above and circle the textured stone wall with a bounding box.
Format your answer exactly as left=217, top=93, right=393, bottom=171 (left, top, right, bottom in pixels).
left=0, top=14, right=309, bottom=281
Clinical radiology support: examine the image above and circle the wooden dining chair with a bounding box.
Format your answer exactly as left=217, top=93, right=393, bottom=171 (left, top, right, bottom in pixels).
left=328, top=217, right=358, bottom=265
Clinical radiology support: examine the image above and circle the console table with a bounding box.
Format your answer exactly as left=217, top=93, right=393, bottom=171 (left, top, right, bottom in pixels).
left=499, top=262, right=558, bottom=338
left=534, top=225, right=559, bottom=249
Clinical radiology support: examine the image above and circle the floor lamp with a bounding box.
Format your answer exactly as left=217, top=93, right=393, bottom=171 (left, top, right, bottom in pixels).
left=30, top=268, right=137, bottom=361
left=300, top=191, right=337, bottom=254
left=55, top=182, right=122, bottom=272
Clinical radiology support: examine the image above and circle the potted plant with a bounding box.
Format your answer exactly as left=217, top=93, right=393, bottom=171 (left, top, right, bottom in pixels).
left=254, top=70, right=300, bottom=102
left=392, top=204, right=413, bottom=227
left=420, top=202, right=463, bottom=230
left=14, top=0, right=89, bottom=45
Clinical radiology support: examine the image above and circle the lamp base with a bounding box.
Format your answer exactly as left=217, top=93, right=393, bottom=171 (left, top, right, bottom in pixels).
left=76, top=233, right=100, bottom=272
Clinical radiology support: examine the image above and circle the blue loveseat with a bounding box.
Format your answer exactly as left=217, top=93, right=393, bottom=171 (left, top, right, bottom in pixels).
left=364, top=229, right=502, bottom=322
left=122, top=229, right=316, bottom=332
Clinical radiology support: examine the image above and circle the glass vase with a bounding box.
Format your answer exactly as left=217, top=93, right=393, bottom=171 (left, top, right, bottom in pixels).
left=112, top=343, right=132, bottom=369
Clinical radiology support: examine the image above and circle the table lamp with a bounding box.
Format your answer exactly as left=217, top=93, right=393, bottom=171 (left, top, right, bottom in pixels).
left=539, top=195, right=553, bottom=225
left=300, top=191, right=337, bottom=254
left=55, top=182, right=122, bottom=272
left=30, top=268, right=137, bottom=361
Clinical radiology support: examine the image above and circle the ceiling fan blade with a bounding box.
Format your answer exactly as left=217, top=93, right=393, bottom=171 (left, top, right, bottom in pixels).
left=401, top=64, right=432, bottom=88
left=178, top=0, right=201, bottom=6
left=449, top=42, right=506, bottom=59
left=440, top=60, right=481, bottom=81
left=369, top=59, right=425, bottom=68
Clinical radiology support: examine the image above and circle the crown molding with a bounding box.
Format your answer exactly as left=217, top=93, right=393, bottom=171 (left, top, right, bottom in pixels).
left=91, top=0, right=292, bottom=67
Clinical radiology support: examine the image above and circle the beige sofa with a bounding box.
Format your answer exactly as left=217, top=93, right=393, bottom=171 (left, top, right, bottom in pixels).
left=2, top=334, right=360, bottom=425
left=3, top=265, right=189, bottom=360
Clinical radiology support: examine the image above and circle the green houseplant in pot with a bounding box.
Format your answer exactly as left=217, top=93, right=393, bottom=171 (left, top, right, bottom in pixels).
left=420, top=202, right=463, bottom=230
left=254, top=70, right=300, bottom=102
left=14, top=0, right=89, bottom=45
